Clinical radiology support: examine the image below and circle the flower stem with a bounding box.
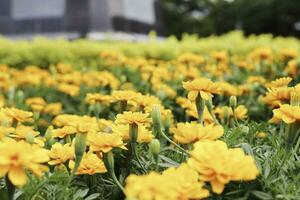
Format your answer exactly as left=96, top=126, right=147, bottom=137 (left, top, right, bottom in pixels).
left=195, top=94, right=205, bottom=124
left=104, top=151, right=125, bottom=193
left=5, top=176, right=15, bottom=200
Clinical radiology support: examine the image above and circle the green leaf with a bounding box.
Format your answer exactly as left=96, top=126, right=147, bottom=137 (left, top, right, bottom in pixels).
left=73, top=189, right=89, bottom=199
left=251, top=190, right=273, bottom=200
left=85, top=193, right=100, bottom=200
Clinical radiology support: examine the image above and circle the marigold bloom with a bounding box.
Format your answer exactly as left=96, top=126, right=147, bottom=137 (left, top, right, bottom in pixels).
left=284, top=59, right=298, bottom=78
left=265, top=77, right=292, bottom=89
left=49, top=143, right=74, bottom=165
left=188, top=140, right=259, bottom=194
left=115, top=111, right=151, bottom=126
left=183, top=78, right=220, bottom=100
left=0, top=138, right=49, bottom=186
left=42, top=103, right=62, bottom=116
left=69, top=152, right=107, bottom=175
left=269, top=104, right=300, bottom=124
left=111, top=90, right=140, bottom=102
left=125, top=163, right=209, bottom=200
left=261, top=87, right=293, bottom=107
left=57, top=83, right=80, bottom=96
left=87, top=132, right=127, bottom=153
left=85, top=93, right=111, bottom=105
left=170, top=123, right=223, bottom=144
left=25, top=97, right=47, bottom=112
left=280, top=48, right=297, bottom=61
left=2, top=108, right=33, bottom=123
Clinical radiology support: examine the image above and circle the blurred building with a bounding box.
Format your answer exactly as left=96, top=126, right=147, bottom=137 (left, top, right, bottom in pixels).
left=0, top=0, right=164, bottom=37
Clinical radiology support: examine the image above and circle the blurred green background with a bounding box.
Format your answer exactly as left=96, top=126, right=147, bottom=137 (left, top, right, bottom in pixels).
left=161, top=0, right=300, bottom=38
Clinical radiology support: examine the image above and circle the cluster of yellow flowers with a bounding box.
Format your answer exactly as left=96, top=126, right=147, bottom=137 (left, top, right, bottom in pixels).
left=1, top=35, right=300, bottom=199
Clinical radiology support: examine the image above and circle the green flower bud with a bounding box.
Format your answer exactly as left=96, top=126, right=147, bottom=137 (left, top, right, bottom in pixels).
left=103, top=151, right=115, bottom=172
left=229, top=96, right=237, bottom=108
left=151, top=105, right=163, bottom=137
left=72, top=132, right=87, bottom=175
left=149, top=139, right=160, bottom=156
left=223, top=107, right=229, bottom=123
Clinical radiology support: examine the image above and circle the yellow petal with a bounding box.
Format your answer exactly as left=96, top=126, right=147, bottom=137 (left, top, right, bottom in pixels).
left=188, top=91, right=198, bottom=101
left=0, top=165, right=9, bottom=177
left=8, top=166, right=27, bottom=186
left=211, top=179, right=225, bottom=194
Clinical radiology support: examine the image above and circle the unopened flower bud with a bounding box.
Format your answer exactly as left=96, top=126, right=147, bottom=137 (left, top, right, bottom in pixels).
left=72, top=132, right=87, bottom=174
left=149, top=139, right=160, bottom=156
left=103, top=151, right=115, bottom=172
left=151, top=105, right=163, bottom=137
left=229, top=96, right=237, bottom=108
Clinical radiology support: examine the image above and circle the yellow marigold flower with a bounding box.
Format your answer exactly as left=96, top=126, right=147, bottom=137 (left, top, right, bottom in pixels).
left=211, top=51, right=228, bottom=64
left=85, top=93, right=111, bottom=105
left=87, top=132, right=127, bottom=153
left=280, top=48, right=297, bottom=61
left=177, top=53, right=205, bottom=65
left=70, top=120, right=98, bottom=134
left=182, top=78, right=220, bottom=100
left=261, top=87, right=293, bottom=107
left=265, top=77, right=292, bottom=89
left=115, top=111, right=151, bottom=126
left=52, top=115, right=99, bottom=133
left=0, top=138, right=49, bottom=186
left=111, top=90, right=140, bottom=102
left=10, top=125, right=44, bottom=146
left=25, top=97, right=47, bottom=112
left=11, top=125, right=39, bottom=139
left=284, top=59, right=298, bottom=78
left=42, top=103, right=62, bottom=116
left=112, top=124, right=153, bottom=143
left=57, top=83, right=80, bottom=96
left=269, top=104, right=300, bottom=124
left=52, top=114, right=80, bottom=127
left=52, top=126, right=77, bottom=138
left=247, top=76, right=266, bottom=85
left=162, top=163, right=210, bottom=200
left=188, top=140, right=259, bottom=194
left=69, top=152, right=107, bottom=175
left=214, top=105, right=248, bottom=120
left=48, top=143, right=74, bottom=165
left=55, top=63, right=73, bottom=74
left=125, top=164, right=209, bottom=200
left=2, top=108, right=33, bottom=123
left=133, top=94, right=161, bottom=110
left=170, top=123, right=223, bottom=144
left=249, top=47, right=273, bottom=62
